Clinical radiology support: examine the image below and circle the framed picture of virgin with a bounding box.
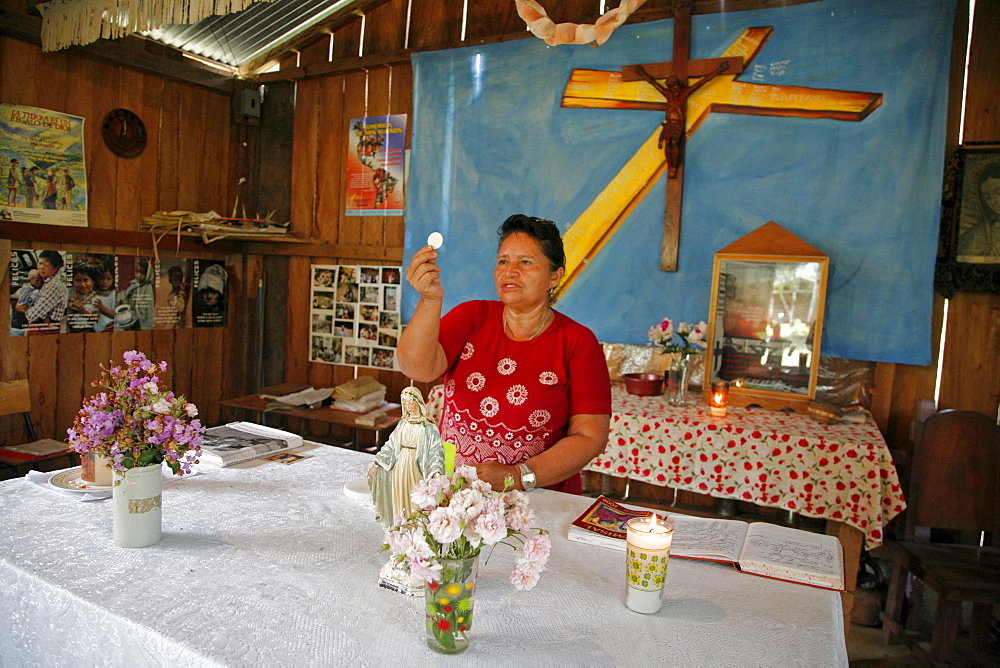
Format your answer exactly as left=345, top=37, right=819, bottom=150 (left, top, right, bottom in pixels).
left=937, top=144, right=1000, bottom=295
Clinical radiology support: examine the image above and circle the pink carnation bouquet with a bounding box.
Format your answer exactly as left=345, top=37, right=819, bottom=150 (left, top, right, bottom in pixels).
left=383, top=465, right=551, bottom=591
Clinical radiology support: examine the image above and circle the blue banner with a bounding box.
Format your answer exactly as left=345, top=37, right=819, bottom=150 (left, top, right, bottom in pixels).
left=405, top=0, right=954, bottom=365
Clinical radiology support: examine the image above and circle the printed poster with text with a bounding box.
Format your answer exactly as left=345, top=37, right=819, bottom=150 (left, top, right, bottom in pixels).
left=0, top=104, right=87, bottom=227
left=345, top=114, right=406, bottom=216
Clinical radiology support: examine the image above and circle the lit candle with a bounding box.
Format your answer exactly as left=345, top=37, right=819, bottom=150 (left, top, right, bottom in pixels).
left=625, top=514, right=674, bottom=614
left=710, top=381, right=729, bottom=417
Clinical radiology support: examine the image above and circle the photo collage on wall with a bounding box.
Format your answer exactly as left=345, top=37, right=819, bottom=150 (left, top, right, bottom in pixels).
left=309, top=264, right=401, bottom=370
left=8, top=249, right=229, bottom=336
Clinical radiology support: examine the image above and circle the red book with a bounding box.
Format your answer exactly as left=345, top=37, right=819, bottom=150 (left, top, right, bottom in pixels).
left=0, top=439, right=73, bottom=461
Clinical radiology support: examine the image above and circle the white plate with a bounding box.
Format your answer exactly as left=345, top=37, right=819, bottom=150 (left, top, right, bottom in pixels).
left=49, top=468, right=113, bottom=492
left=343, top=477, right=372, bottom=502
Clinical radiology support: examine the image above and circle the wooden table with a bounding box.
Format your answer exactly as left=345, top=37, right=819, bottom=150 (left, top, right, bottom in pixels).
left=222, top=383, right=402, bottom=451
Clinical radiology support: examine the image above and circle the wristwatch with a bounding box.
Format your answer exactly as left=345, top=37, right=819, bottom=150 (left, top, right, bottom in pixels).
left=518, top=462, right=536, bottom=491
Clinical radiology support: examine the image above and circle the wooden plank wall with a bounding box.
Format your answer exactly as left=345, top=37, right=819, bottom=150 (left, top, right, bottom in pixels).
left=938, top=0, right=1000, bottom=419
left=278, top=0, right=999, bottom=459
left=0, top=35, right=241, bottom=445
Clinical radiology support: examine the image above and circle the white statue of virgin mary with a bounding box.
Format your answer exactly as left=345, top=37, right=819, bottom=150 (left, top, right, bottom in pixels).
left=367, top=386, right=445, bottom=529
left=367, top=386, right=446, bottom=595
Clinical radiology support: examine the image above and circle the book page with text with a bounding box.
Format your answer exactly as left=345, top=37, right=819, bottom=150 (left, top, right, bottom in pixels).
left=737, top=523, right=844, bottom=590
left=667, top=515, right=749, bottom=562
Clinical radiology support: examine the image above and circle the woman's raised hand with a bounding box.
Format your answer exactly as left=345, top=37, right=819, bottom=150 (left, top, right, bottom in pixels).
left=406, top=245, right=444, bottom=303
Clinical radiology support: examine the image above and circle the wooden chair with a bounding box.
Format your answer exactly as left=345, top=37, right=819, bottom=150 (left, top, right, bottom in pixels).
left=877, top=409, right=1000, bottom=664
left=0, top=379, right=76, bottom=478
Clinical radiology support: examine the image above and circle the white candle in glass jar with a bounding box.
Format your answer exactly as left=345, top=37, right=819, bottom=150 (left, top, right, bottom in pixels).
left=625, top=514, right=674, bottom=614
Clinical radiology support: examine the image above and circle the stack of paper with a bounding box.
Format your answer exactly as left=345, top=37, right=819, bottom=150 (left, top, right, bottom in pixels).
left=263, top=386, right=333, bottom=411
left=333, top=391, right=386, bottom=413
left=332, top=376, right=387, bottom=412
left=333, top=376, right=386, bottom=402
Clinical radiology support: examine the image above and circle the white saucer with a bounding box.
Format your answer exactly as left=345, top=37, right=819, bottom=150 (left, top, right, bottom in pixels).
left=49, top=468, right=113, bottom=492
left=343, top=478, right=372, bottom=502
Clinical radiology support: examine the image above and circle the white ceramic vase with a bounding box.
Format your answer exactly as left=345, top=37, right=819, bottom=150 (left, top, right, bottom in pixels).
left=112, top=464, right=162, bottom=547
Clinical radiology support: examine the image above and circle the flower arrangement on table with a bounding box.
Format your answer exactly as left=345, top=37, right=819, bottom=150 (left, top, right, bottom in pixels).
left=66, top=350, right=204, bottom=479
left=647, top=316, right=709, bottom=356
left=383, top=465, right=551, bottom=652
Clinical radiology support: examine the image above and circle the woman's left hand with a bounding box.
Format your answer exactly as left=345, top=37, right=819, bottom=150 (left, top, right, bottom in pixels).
left=474, top=461, right=519, bottom=492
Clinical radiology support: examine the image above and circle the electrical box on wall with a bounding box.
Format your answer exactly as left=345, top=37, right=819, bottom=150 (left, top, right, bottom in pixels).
left=240, top=89, right=261, bottom=117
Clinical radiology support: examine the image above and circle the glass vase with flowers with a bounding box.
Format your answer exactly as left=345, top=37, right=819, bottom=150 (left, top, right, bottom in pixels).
left=66, top=350, right=204, bottom=546
left=383, top=465, right=551, bottom=654
left=647, top=317, right=708, bottom=405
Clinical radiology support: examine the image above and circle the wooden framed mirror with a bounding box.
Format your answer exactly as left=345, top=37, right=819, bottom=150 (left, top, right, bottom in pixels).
left=703, top=222, right=829, bottom=412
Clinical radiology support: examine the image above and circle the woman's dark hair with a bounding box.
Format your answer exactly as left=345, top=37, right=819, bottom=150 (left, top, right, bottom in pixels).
left=38, top=250, right=63, bottom=270
left=497, top=214, right=565, bottom=271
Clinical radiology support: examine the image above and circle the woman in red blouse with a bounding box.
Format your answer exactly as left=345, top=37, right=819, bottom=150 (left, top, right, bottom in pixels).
left=399, top=215, right=611, bottom=494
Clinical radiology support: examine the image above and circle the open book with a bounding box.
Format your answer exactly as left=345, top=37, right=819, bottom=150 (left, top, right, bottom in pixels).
left=569, top=496, right=844, bottom=591
left=199, top=422, right=303, bottom=467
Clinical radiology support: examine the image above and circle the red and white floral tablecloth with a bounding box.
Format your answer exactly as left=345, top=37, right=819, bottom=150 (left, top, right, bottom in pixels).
left=426, top=383, right=904, bottom=549
left=587, top=385, right=905, bottom=549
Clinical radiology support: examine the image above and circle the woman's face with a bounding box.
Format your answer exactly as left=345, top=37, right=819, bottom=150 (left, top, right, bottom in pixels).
left=37, top=257, right=56, bottom=279
left=981, top=176, right=1000, bottom=216
left=493, top=232, right=563, bottom=310
left=402, top=396, right=418, bottom=417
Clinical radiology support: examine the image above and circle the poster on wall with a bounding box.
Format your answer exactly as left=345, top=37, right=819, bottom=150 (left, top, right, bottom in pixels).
left=0, top=104, right=87, bottom=227
left=155, top=257, right=193, bottom=329
left=309, top=264, right=401, bottom=370
left=117, top=256, right=156, bottom=330
left=66, top=252, right=116, bottom=333
left=191, top=259, right=229, bottom=328
left=345, top=114, right=406, bottom=216
left=8, top=251, right=224, bottom=336
left=8, top=248, right=71, bottom=336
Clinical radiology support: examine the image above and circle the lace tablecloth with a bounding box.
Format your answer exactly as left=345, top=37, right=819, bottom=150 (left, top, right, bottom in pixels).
left=0, top=445, right=847, bottom=666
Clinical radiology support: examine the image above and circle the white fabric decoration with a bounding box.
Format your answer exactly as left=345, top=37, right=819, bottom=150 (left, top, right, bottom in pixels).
left=514, top=0, right=647, bottom=47
left=37, top=0, right=277, bottom=52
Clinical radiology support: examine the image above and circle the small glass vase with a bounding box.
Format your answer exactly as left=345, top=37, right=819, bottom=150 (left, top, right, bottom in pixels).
left=424, top=555, right=478, bottom=654
left=112, top=463, right=162, bottom=548
left=667, top=355, right=691, bottom=407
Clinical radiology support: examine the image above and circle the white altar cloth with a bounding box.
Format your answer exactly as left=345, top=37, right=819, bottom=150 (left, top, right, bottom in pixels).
left=0, top=444, right=847, bottom=666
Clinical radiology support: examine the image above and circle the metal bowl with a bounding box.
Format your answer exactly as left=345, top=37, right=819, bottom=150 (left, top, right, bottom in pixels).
left=623, top=373, right=664, bottom=396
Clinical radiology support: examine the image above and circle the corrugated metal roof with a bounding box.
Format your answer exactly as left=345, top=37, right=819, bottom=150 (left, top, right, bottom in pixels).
left=143, top=0, right=358, bottom=69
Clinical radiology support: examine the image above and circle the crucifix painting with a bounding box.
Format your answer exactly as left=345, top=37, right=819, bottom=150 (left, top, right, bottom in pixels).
left=550, top=7, right=883, bottom=294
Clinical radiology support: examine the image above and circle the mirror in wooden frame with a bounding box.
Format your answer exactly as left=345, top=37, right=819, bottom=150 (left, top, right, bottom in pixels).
left=703, top=222, right=829, bottom=412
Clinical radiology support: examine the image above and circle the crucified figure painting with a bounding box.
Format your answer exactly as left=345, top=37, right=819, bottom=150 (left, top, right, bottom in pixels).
left=635, top=61, right=730, bottom=178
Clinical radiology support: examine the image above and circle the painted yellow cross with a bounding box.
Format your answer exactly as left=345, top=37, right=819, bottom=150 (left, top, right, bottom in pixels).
left=552, top=25, right=882, bottom=299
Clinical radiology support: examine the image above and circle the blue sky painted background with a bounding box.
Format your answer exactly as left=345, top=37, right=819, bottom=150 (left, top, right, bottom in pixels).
left=405, top=0, right=954, bottom=365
